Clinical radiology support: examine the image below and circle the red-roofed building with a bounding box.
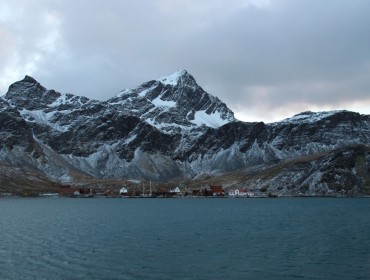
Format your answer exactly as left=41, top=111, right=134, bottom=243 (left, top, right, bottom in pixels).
left=209, top=185, right=224, bottom=196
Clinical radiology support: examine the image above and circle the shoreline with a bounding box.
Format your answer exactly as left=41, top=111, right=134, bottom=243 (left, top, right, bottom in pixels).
left=1, top=193, right=370, bottom=199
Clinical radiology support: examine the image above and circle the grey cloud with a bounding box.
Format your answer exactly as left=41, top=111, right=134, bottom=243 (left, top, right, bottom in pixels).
left=1, top=0, right=370, bottom=122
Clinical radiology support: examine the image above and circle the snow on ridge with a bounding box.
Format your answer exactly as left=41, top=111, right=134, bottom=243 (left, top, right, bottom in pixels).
left=109, top=97, right=133, bottom=105
left=48, top=93, right=75, bottom=108
left=280, top=110, right=346, bottom=124
left=115, top=69, right=190, bottom=98
left=138, top=87, right=152, bottom=97
left=116, top=88, right=133, bottom=98
left=20, top=109, right=54, bottom=124
left=48, top=93, right=68, bottom=107
left=145, top=118, right=188, bottom=131
left=20, top=108, right=71, bottom=132
left=144, top=109, right=230, bottom=130
left=190, top=110, right=230, bottom=128
left=48, top=93, right=88, bottom=108
left=157, top=70, right=187, bottom=86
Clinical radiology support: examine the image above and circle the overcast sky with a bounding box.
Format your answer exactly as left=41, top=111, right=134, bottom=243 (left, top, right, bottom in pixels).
left=1, top=0, right=370, bottom=122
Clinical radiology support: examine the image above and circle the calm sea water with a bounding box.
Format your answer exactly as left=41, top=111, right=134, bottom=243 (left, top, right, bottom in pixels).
left=0, top=197, right=369, bottom=280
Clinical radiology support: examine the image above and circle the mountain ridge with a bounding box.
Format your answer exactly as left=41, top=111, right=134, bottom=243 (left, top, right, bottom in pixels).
left=1, top=71, right=369, bottom=196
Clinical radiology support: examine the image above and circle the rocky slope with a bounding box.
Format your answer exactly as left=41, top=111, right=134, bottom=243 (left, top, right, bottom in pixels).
left=1, top=71, right=369, bottom=195
left=198, top=144, right=370, bottom=197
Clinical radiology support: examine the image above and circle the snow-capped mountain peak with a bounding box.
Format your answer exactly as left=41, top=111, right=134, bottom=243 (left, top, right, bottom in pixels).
left=116, top=70, right=194, bottom=98
left=109, top=70, right=235, bottom=130
left=157, top=70, right=190, bottom=86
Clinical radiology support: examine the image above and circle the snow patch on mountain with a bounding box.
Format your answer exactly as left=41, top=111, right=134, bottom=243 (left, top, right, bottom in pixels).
left=48, top=93, right=87, bottom=108
left=48, top=93, right=70, bottom=107
left=157, top=70, right=186, bottom=86
left=20, top=109, right=71, bottom=132
left=116, top=88, right=133, bottom=98
left=151, top=96, right=176, bottom=107
left=191, top=110, right=230, bottom=128
left=144, top=118, right=191, bottom=133
left=281, top=110, right=346, bottom=123
left=138, top=86, right=156, bottom=97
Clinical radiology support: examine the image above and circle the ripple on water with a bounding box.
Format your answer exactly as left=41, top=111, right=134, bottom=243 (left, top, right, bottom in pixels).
left=0, top=197, right=370, bottom=280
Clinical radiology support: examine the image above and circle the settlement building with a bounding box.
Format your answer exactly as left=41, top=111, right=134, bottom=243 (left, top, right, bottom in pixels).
left=119, top=187, right=128, bottom=195
left=228, top=188, right=250, bottom=197
left=209, top=185, right=224, bottom=196
left=170, top=187, right=181, bottom=194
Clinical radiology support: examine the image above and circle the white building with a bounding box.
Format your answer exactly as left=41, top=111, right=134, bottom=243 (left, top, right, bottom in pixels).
left=228, top=189, right=254, bottom=197
left=170, top=187, right=181, bottom=193
left=119, top=187, right=128, bottom=195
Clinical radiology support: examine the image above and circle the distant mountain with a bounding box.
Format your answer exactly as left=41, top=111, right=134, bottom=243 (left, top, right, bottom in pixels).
left=1, top=71, right=369, bottom=196
left=204, top=144, right=370, bottom=197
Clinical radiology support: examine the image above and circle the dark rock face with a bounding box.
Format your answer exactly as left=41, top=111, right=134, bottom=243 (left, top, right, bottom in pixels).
left=235, top=144, right=370, bottom=196
left=5, top=76, right=60, bottom=110
left=268, top=111, right=369, bottom=150
left=0, top=98, right=36, bottom=152
left=1, top=72, right=370, bottom=195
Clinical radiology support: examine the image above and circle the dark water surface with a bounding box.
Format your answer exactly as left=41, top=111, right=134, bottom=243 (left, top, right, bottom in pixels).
left=0, top=197, right=369, bottom=279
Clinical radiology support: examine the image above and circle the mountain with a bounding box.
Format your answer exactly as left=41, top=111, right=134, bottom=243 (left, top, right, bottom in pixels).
left=109, top=70, right=235, bottom=130
left=192, top=144, right=370, bottom=197
left=1, top=71, right=370, bottom=196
